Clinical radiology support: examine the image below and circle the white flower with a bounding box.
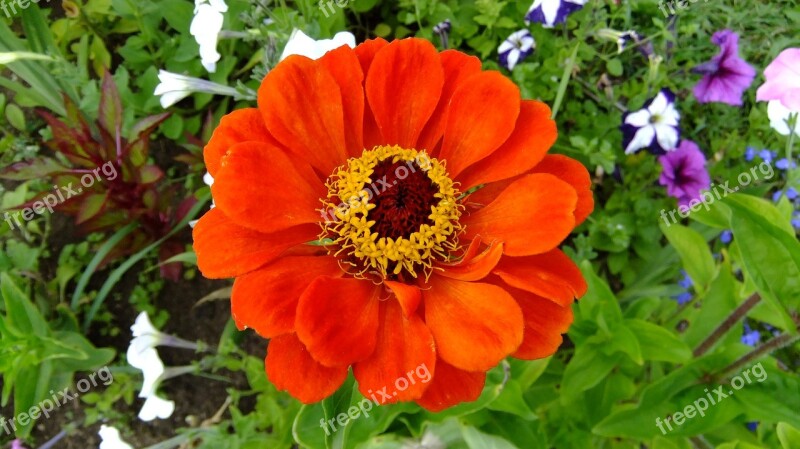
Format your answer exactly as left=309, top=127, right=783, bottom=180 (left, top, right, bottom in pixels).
left=138, top=394, right=176, bottom=422
left=154, top=70, right=241, bottom=109
left=767, top=100, right=800, bottom=137
left=621, top=88, right=681, bottom=154
left=98, top=425, right=134, bottom=449
left=191, top=0, right=228, bottom=72
left=498, top=29, right=536, bottom=71
left=280, top=29, right=356, bottom=61
left=128, top=346, right=164, bottom=398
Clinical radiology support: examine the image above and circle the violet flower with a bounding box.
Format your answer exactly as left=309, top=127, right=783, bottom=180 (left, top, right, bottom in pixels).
left=621, top=89, right=681, bottom=155
left=658, top=140, right=711, bottom=208
left=692, top=29, right=756, bottom=106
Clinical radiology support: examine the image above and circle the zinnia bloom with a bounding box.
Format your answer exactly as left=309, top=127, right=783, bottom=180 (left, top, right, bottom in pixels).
left=192, top=37, right=594, bottom=411
left=498, top=29, right=536, bottom=71
left=525, top=0, right=587, bottom=28
left=658, top=140, right=710, bottom=208
left=756, top=48, right=800, bottom=136
left=692, top=29, right=756, bottom=106
left=621, top=88, right=681, bottom=155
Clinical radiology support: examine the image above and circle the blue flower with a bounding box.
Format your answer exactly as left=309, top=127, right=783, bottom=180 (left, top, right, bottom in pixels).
left=675, top=292, right=692, bottom=305
left=746, top=422, right=758, bottom=432
left=498, top=29, right=536, bottom=71
left=720, top=230, right=733, bottom=243
left=772, top=190, right=783, bottom=202
left=775, top=158, right=797, bottom=170
left=758, top=149, right=776, bottom=162
left=741, top=322, right=760, bottom=346
left=792, top=211, right=800, bottom=230
left=744, top=147, right=757, bottom=161
left=525, top=0, right=587, bottom=28
left=786, top=187, right=798, bottom=200
left=678, top=270, right=693, bottom=289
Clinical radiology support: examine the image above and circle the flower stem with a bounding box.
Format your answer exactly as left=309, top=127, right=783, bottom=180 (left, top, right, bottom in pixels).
left=713, top=331, right=800, bottom=381
left=693, top=293, right=761, bottom=357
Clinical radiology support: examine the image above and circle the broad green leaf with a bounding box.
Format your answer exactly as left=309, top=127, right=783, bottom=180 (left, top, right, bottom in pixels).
left=1, top=272, right=48, bottom=335
left=777, top=422, right=800, bottom=449
left=461, top=425, right=519, bottom=449
left=660, top=223, right=716, bottom=293
left=562, top=340, right=623, bottom=400
left=627, top=319, right=692, bottom=363
left=486, top=379, right=536, bottom=420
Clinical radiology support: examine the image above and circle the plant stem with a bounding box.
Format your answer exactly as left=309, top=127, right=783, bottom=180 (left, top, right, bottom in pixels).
left=693, top=293, right=761, bottom=357
left=714, top=331, right=800, bottom=381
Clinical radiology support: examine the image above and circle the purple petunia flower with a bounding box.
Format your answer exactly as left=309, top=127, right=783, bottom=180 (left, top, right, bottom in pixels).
left=692, top=30, right=756, bottom=106
left=621, top=89, right=681, bottom=155
left=525, top=0, right=587, bottom=28
left=498, top=29, right=536, bottom=71
left=658, top=140, right=711, bottom=208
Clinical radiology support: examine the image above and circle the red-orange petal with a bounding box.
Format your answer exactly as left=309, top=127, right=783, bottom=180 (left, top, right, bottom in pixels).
left=204, top=108, right=283, bottom=177
left=353, top=300, right=436, bottom=404
left=212, top=141, right=325, bottom=234
left=354, top=37, right=389, bottom=74
left=192, top=208, right=318, bottom=278
left=436, top=240, right=504, bottom=282
left=295, top=276, right=380, bottom=367
left=416, top=50, right=483, bottom=153
left=231, top=256, right=343, bottom=338
left=385, top=280, right=422, bottom=318
left=415, top=358, right=485, bottom=412
left=456, top=100, right=556, bottom=190
left=493, top=249, right=587, bottom=307
left=437, top=71, right=520, bottom=178
left=509, top=288, right=574, bottom=360
left=258, top=55, right=347, bottom=174
left=319, top=46, right=365, bottom=157
left=423, top=276, right=523, bottom=371
left=266, top=333, right=348, bottom=403
left=462, top=173, right=577, bottom=256
left=531, top=154, right=594, bottom=226
left=365, top=38, right=444, bottom=148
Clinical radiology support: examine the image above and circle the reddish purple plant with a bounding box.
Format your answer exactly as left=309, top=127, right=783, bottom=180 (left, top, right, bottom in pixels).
left=0, top=73, right=195, bottom=280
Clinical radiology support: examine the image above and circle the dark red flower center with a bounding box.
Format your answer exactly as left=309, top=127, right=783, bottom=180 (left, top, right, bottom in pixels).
left=368, top=159, right=439, bottom=240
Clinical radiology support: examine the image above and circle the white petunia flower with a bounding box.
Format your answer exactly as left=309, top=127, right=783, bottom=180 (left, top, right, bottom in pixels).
left=154, top=70, right=242, bottom=109
left=620, top=88, right=681, bottom=155
left=98, top=425, right=134, bottom=449
left=498, top=29, right=536, bottom=71
left=280, top=29, right=356, bottom=61
left=138, top=394, right=176, bottom=422
left=767, top=100, right=800, bottom=137
left=190, top=0, right=228, bottom=72
left=526, top=0, right=587, bottom=28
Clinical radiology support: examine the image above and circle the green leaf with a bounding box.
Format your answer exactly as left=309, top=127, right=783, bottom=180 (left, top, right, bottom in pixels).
left=777, top=422, right=800, bottom=449
left=562, top=340, right=623, bottom=400
left=487, top=379, right=536, bottom=420
left=0, top=51, right=55, bottom=64
left=660, top=223, right=716, bottom=293
left=5, top=103, right=25, bottom=131
left=461, top=425, right=519, bottom=449
left=725, top=196, right=800, bottom=330
left=1, top=273, right=48, bottom=335
left=627, top=319, right=692, bottom=363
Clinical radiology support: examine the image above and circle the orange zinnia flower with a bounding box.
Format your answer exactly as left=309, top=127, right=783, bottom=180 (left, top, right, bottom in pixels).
left=192, top=37, right=593, bottom=412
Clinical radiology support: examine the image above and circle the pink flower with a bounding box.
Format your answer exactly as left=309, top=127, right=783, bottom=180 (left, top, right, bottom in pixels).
left=756, top=48, right=800, bottom=110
